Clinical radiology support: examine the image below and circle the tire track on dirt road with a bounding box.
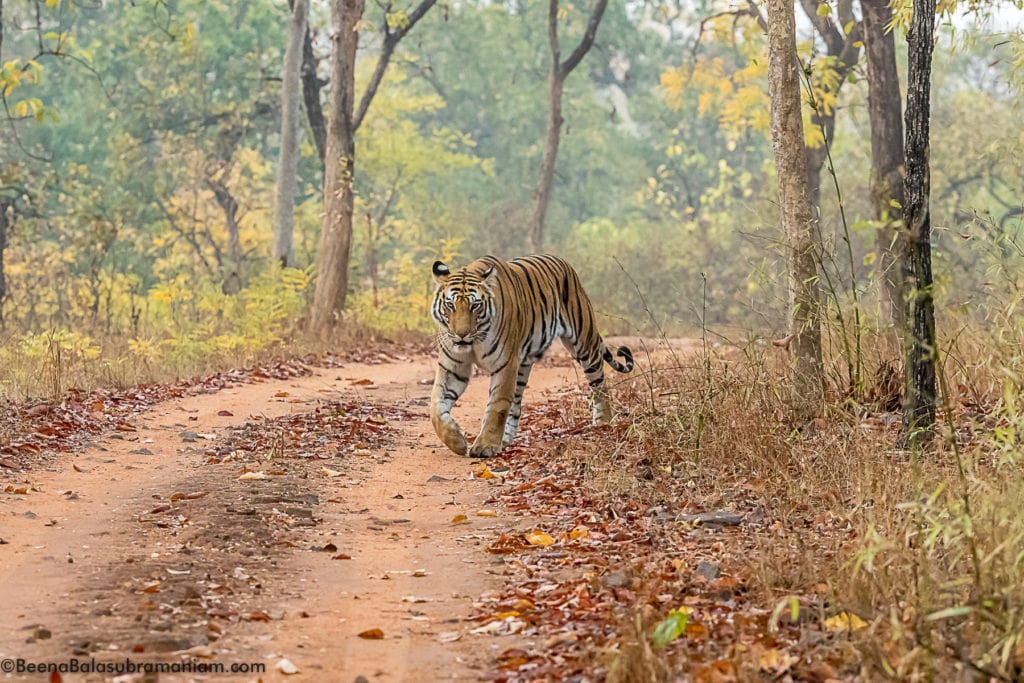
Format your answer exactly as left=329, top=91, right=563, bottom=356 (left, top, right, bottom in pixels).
left=0, top=354, right=585, bottom=682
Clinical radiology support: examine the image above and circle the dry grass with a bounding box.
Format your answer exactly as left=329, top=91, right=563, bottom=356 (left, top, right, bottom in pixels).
left=0, top=324, right=431, bottom=400
left=549, top=329, right=1024, bottom=680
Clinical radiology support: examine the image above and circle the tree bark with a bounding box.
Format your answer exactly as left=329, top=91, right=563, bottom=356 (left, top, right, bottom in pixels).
left=900, top=0, right=937, bottom=448
left=301, top=23, right=327, bottom=172
left=310, top=0, right=362, bottom=333
left=208, top=175, right=243, bottom=295
left=0, top=198, right=9, bottom=329
left=309, top=0, right=437, bottom=335
left=273, top=0, right=309, bottom=269
left=766, top=0, right=823, bottom=421
left=796, top=0, right=861, bottom=217
left=862, top=0, right=905, bottom=326
left=528, top=0, right=608, bottom=253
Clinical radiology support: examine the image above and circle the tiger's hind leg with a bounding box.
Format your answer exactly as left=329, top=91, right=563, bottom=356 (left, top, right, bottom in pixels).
left=561, top=337, right=612, bottom=425
left=430, top=361, right=473, bottom=456
left=502, top=362, right=534, bottom=447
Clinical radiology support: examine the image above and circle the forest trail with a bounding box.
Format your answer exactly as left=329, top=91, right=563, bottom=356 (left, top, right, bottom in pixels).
left=0, top=350, right=604, bottom=682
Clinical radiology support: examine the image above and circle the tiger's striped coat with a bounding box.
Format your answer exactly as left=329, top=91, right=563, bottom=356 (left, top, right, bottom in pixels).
left=430, top=254, right=633, bottom=458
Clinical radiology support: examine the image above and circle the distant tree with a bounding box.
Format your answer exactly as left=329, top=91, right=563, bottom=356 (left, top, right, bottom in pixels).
left=528, top=0, right=608, bottom=254
left=900, top=0, right=938, bottom=447
left=766, top=0, right=823, bottom=421
left=862, top=0, right=905, bottom=326
left=310, top=0, right=437, bottom=335
left=796, top=0, right=862, bottom=212
left=272, top=0, right=309, bottom=268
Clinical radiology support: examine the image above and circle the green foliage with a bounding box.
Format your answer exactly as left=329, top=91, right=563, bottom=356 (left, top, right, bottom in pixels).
left=652, top=608, right=691, bottom=648
left=1, top=0, right=1023, bottom=360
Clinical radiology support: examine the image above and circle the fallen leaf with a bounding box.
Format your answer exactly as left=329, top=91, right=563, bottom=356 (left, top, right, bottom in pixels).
left=401, top=596, right=432, bottom=603
left=350, top=378, right=374, bottom=385
left=451, top=514, right=469, bottom=525
left=170, top=491, right=208, bottom=501
left=274, top=391, right=290, bottom=398
left=758, top=648, right=798, bottom=673
left=238, top=471, right=268, bottom=481
left=524, top=530, right=555, bottom=546
left=437, top=631, right=461, bottom=643
left=358, top=628, right=384, bottom=639
left=824, top=611, right=867, bottom=632
left=653, top=607, right=693, bottom=647
left=476, top=509, right=497, bottom=517
left=217, top=410, right=234, bottom=417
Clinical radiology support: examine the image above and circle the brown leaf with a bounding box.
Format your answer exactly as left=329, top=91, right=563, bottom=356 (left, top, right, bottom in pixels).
left=170, top=491, right=209, bottom=501
left=358, top=628, right=384, bottom=639
left=244, top=611, right=271, bottom=622
left=772, top=334, right=796, bottom=349
left=217, top=410, right=234, bottom=417
left=350, top=378, right=374, bottom=386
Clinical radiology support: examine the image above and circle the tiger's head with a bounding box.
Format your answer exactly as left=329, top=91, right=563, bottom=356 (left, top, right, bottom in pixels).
left=431, top=260, right=496, bottom=352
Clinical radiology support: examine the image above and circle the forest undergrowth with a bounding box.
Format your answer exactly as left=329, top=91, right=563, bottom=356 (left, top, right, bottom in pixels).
left=509, top=318, right=1024, bottom=681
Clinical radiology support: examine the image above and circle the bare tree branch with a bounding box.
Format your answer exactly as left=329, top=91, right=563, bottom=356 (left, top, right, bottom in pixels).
left=558, top=0, right=609, bottom=77
left=353, top=0, right=437, bottom=132
left=798, top=0, right=843, bottom=55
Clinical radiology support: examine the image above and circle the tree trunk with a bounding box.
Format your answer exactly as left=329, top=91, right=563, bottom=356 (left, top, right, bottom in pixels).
left=301, top=24, right=328, bottom=172
left=862, top=0, right=905, bottom=327
left=766, top=0, right=823, bottom=421
left=306, top=0, right=437, bottom=335
left=528, top=0, right=608, bottom=253
left=530, top=54, right=564, bottom=253
left=209, top=177, right=243, bottom=295
left=900, top=0, right=937, bottom=448
left=796, top=0, right=862, bottom=222
left=0, top=198, right=8, bottom=330
left=310, top=0, right=363, bottom=334
left=273, top=0, right=309, bottom=269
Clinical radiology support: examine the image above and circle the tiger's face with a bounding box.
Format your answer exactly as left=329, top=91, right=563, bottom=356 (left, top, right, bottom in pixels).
left=431, top=261, right=495, bottom=352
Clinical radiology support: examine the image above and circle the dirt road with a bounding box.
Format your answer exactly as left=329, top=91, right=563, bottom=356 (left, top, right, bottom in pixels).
left=0, top=354, right=589, bottom=682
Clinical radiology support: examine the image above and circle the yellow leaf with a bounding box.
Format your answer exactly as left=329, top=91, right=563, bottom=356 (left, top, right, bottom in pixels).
left=824, top=611, right=867, bottom=632
left=473, top=463, right=494, bottom=479
left=451, top=514, right=469, bottom=525
left=525, top=530, right=555, bottom=546
left=476, top=509, right=496, bottom=517
left=759, top=648, right=798, bottom=672
left=46, top=0, right=59, bottom=7
left=13, top=100, right=28, bottom=117
left=568, top=526, right=589, bottom=540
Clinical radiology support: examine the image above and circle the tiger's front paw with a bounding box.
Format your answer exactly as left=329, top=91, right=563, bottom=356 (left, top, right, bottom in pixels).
left=468, top=438, right=502, bottom=459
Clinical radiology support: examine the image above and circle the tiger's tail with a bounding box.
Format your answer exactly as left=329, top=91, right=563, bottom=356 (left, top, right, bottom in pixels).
left=602, top=342, right=634, bottom=373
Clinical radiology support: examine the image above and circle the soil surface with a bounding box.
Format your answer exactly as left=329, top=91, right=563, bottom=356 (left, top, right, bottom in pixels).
left=0, top=351, right=596, bottom=682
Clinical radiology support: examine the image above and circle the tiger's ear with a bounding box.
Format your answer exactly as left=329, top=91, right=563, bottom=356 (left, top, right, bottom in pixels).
left=432, top=260, right=451, bottom=283
left=481, top=266, right=496, bottom=282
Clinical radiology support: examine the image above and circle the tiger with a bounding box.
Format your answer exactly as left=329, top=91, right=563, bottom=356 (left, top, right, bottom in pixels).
left=429, top=254, right=634, bottom=458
